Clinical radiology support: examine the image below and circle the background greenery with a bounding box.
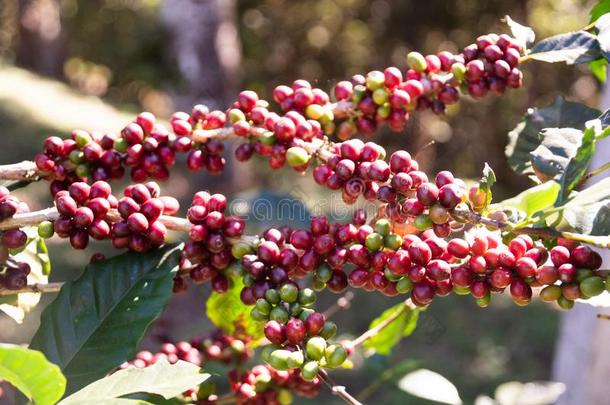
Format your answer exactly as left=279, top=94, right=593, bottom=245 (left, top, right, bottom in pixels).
left=0, top=0, right=600, bottom=403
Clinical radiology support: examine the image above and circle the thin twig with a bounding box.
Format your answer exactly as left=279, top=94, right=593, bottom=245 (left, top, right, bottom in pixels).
left=577, top=161, right=610, bottom=188
left=213, top=393, right=237, bottom=405
left=319, top=369, right=363, bottom=405
left=598, top=314, right=610, bottom=321
left=322, top=291, right=355, bottom=319
left=0, top=282, right=63, bottom=296
left=349, top=298, right=417, bottom=347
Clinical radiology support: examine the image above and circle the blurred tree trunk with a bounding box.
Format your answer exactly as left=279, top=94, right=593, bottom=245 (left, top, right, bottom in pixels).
left=160, top=0, right=241, bottom=110
left=153, top=0, right=251, bottom=344
left=16, top=0, right=65, bottom=78
left=551, top=86, right=610, bottom=405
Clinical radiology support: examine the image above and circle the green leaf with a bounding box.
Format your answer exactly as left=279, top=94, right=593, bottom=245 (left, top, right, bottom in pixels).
left=30, top=244, right=182, bottom=395
left=528, top=31, right=602, bottom=64
left=591, top=0, right=610, bottom=22
left=206, top=276, right=264, bottom=343
left=363, top=302, right=420, bottom=356
left=499, top=181, right=561, bottom=218
left=528, top=128, right=583, bottom=181
left=504, top=16, right=535, bottom=49
left=556, top=126, right=597, bottom=205
left=59, top=359, right=209, bottom=405
left=560, top=178, right=610, bottom=236
left=0, top=344, right=66, bottom=405
left=0, top=232, right=49, bottom=324
left=478, top=163, right=496, bottom=209
left=589, top=59, right=607, bottom=82
left=506, top=97, right=600, bottom=174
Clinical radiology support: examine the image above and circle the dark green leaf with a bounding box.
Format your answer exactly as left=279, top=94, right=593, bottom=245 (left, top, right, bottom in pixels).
left=30, top=244, right=182, bottom=394
left=504, top=15, right=535, bottom=49
left=363, top=302, right=420, bottom=356
left=206, top=276, right=264, bottom=343
left=561, top=178, right=610, bottom=235
left=556, top=127, right=597, bottom=205
left=0, top=344, right=66, bottom=405
left=591, top=0, right=610, bottom=22
left=506, top=97, right=600, bottom=174
left=528, top=128, right=583, bottom=181
left=499, top=181, right=561, bottom=219
left=589, top=59, right=607, bottom=82
left=528, top=31, right=602, bottom=64
left=59, top=360, right=209, bottom=405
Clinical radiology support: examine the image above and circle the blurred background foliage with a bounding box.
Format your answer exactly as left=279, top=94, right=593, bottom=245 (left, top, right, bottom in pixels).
left=0, top=0, right=600, bottom=403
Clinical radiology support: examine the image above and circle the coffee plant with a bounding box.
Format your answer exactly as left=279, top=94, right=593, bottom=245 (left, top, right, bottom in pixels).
left=1, top=8, right=610, bottom=405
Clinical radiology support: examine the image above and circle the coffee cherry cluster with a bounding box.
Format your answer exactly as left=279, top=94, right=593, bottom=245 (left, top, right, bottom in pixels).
left=175, top=191, right=245, bottom=293
left=197, top=328, right=253, bottom=364
left=49, top=180, right=117, bottom=249
left=227, top=364, right=321, bottom=405
left=112, top=182, right=178, bottom=252
left=122, top=340, right=203, bottom=370
left=232, top=88, right=325, bottom=171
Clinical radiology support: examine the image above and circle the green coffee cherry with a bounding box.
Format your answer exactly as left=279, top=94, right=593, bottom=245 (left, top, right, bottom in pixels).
left=305, top=104, right=324, bottom=120
left=255, top=298, right=271, bottom=316
left=375, top=219, right=391, bottom=236
left=265, top=289, right=281, bottom=305
left=453, top=286, right=470, bottom=295
left=260, top=131, right=276, bottom=146
left=289, top=302, right=301, bottom=316
left=384, top=268, right=402, bottom=282
left=319, top=321, right=337, bottom=340
left=324, top=345, right=348, bottom=368
left=69, top=150, right=85, bottom=164
left=451, top=62, right=466, bottom=81
left=74, top=130, right=92, bottom=147
left=606, top=276, right=610, bottom=293
left=414, top=214, right=433, bottom=230
left=261, top=344, right=279, bottom=362
left=557, top=296, right=574, bottom=310
left=268, top=349, right=291, bottom=370
left=286, top=350, right=305, bottom=368
left=540, top=285, right=562, bottom=302
left=299, top=308, right=315, bottom=322
left=311, top=276, right=326, bottom=291
left=279, top=283, right=299, bottom=303
left=243, top=273, right=255, bottom=287
left=384, top=233, right=403, bottom=250
left=277, top=388, right=293, bottom=405
left=75, top=164, right=90, bottom=178
left=301, top=361, right=320, bottom=381
left=476, top=292, right=491, bottom=308
left=376, top=103, right=391, bottom=119
left=305, top=337, right=326, bottom=360
left=351, top=85, right=366, bottom=103
left=113, top=137, right=129, bottom=153
left=37, top=221, right=54, bottom=239
left=250, top=308, right=267, bottom=322
left=229, top=108, right=246, bottom=123
left=231, top=242, right=252, bottom=259
left=316, top=264, right=333, bottom=283
left=269, top=306, right=289, bottom=324
left=407, top=51, right=427, bottom=72
left=225, top=263, right=245, bottom=278
left=365, top=233, right=384, bottom=252
left=576, top=269, right=594, bottom=283
left=372, top=88, right=389, bottom=105
left=286, top=146, right=310, bottom=167
left=298, top=288, right=317, bottom=306
left=366, top=71, right=385, bottom=91
left=396, top=278, right=414, bottom=294
left=580, top=276, right=605, bottom=298
left=320, top=109, right=334, bottom=125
